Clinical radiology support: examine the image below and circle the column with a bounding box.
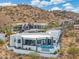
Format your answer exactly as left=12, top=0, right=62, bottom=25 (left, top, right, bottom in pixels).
left=21, top=38, right=24, bottom=49
left=36, top=38, right=38, bottom=52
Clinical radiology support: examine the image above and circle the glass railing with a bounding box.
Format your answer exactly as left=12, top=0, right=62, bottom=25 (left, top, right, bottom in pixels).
left=37, top=45, right=53, bottom=48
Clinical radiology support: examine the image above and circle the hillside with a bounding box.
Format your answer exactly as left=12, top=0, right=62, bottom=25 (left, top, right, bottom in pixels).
left=0, top=5, right=79, bottom=59
left=0, top=5, right=79, bottom=27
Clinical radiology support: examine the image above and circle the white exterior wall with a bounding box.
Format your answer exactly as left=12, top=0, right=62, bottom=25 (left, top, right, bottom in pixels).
left=47, top=30, right=61, bottom=41
left=10, top=34, right=22, bottom=48
left=10, top=35, right=15, bottom=47
left=15, top=36, right=22, bottom=48
left=9, top=29, right=61, bottom=57
left=23, top=45, right=36, bottom=51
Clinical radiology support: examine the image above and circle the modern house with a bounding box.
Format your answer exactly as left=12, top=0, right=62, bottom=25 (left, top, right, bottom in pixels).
left=12, top=23, right=48, bottom=33
left=7, top=29, right=62, bottom=57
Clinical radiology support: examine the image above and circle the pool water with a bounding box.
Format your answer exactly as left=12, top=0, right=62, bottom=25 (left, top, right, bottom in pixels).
left=38, top=45, right=53, bottom=52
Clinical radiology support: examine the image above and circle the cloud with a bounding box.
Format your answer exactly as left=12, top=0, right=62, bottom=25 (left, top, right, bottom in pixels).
left=40, top=1, right=52, bottom=6
left=31, top=0, right=52, bottom=7
left=31, top=0, right=79, bottom=13
left=63, top=3, right=79, bottom=13
left=63, top=3, right=74, bottom=11
left=0, top=2, right=17, bottom=6
left=72, top=7, right=79, bottom=13
left=63, top=3, right=72, bottom=11
left=49, top=7, right=62, bottom=11
left=50, top=0, right=65, bottom=4
left=31, top=0, right=40, bottom=6
left=63, top=3, right=71, bottom=7
left=49, top=3, right=79, bottom=13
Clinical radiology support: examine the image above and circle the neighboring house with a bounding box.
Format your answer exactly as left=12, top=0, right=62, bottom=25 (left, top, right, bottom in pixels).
left=74, top=24, right=79, bottom=43
left=0, top=33, right=5, bottom=41
left=59, top=19, right=74, bottom=26
left=74, top=19, right=79, bottom=33
left=74, top=24, right=79, bottom=33
left=74, top=19, right=79, bottom=25
left=7, top=29, right=62, bottom=57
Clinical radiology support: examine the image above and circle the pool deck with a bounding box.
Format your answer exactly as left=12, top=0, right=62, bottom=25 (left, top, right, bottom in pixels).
left=7, top=43, right=60, bottom=58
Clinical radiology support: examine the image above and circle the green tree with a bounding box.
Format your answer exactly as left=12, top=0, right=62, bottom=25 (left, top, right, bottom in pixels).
left=0, top=40, right=4, bottom=45
left=48, top=57, right=57, bottom=59
left=67, top=47, right=79, bottom=59
left=29, top=52, right=39, bottom=59
left=48, top=21, right=60, bottom=29
left=5, top=26, right=12, bottom=37
left=67, top=31, right=76, bottom=37
left=0, top=25, right=13, bottom=41
left=58, top=49, right=65, bottom=59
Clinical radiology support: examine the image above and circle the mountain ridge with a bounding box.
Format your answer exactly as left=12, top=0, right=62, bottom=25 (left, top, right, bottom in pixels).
left=0, top=5, right=79, bottom=27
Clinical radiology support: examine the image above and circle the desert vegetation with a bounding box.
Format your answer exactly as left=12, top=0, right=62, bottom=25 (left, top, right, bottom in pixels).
left=0, top=5, right=79, bottom=59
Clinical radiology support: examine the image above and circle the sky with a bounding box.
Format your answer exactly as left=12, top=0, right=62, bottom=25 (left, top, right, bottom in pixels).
left=0, top=0, right=79, bottom=13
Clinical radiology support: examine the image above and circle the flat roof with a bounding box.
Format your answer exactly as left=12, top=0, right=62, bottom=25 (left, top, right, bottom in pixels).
left=11, top=33, right=51, bottom=39
left=21, top=33, right=51, bottom=39
left=11, top=29, right=62, bottom=40
left=12, top=23, right=48, bottom=26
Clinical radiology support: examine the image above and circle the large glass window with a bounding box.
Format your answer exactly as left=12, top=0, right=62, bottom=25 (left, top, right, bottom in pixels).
left=25, top=40, right=30, bottom=45
left=37, top=40, right=41, bottom=45
left=53, top=40, right=56, bottom=43
left=36, top=25, right=38, bottom=29
left=18, top=39, right=21, bottom=43
left=42, top=39, right=53, bottom=45
left=42, top=39, right=47, bottom=45
left=14, top=38, right=16, bottom=42
left=34, top=25, right=37, bottom=29
left=48, top=39, right=51, bottom=45
left=24, top=40, right=35, bottom=46
left=31, top=40, right=35, bottom=46
left=39, top=26, right=41, bottom=29
left=29, top=25, right=33, bottom=29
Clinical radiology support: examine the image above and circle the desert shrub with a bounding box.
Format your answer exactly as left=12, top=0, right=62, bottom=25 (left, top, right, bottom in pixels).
left=0, top=40, right=4, bottom=44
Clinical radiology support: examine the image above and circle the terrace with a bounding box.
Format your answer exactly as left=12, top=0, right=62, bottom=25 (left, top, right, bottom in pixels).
left=12, top=23, right=48, bottom=33
left=7, top=29, right=61, bottom=57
